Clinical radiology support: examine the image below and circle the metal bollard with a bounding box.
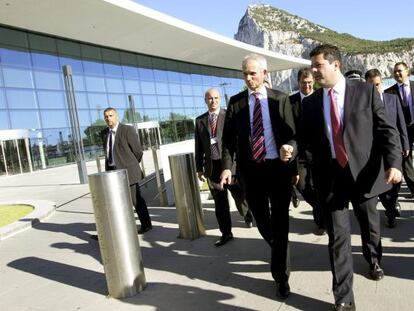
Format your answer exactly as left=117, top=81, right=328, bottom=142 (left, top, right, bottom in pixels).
left=88, top=169, right=146, bottom=298
left=168, top=152, right=205, bottom=239
left=95, top=156, right=102, bottom=173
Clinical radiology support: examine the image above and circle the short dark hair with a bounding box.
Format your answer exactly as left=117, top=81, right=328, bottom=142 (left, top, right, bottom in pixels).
left=309, top=44, right=342, bottom=64
left=297, top=68, right=313, bottom=81
left=103, top=107, right=117, bottom=114
left=365, top=68, right=381, bottom=81
left=394, top=62, right=409, bottom=70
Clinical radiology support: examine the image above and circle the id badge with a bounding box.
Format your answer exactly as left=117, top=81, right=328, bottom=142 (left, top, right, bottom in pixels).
left=210, top=137, right=218, bottom=145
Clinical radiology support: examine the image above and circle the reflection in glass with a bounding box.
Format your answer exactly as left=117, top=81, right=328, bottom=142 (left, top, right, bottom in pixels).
left=85, top=76, right=106, bottom=92
left=0, top=89, right=6, bottom=109
left=106, top=77, right=124, bottom=93
left=0, top=48, right=31, bottom=67
left=83, top=60, right=104, bottom=75
left=107, top=93, right=127, bottom=108
left=59, top=56, right=84, bottom=73
left=157, top=96, right=170, bottom=109
left=87, top=93, right=108, bottom=110
left=34, top=71, right=63, bottom=90
left=140, top=81, right=156, bottom=94
left=3, top=67, right=34, bottom=88
left=124, top=79, right=140, bottom=94
left=40, top=110, right=69, bottom=128
left=155, top=82, right=169, bottom=95
left=37, top=90, right=66, bottom=109
left=0, top=109, right=10, bottom=129
left=31, top=52, right=60, bottom=70
left=6, top=89, right=37, bottom=109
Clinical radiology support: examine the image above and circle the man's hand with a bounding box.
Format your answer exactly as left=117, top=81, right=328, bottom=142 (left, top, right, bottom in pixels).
left=220, top=169, right=232, bottom=190
left=403, top=150, right=410, bottom=158
left=385, top=167, right=402, bottom=184
left=197, top=171, right=206, bottom=182
left=280, top=144, right=294, bottom=162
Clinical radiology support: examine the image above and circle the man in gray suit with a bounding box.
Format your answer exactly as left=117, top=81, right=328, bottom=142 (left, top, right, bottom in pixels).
left=195, top=88, right=253, bottom=247
left=101, top=107, right=152, bottom=234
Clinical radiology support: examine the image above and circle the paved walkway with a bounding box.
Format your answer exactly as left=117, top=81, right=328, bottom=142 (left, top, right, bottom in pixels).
left=0, top=158, right=413, bottom=311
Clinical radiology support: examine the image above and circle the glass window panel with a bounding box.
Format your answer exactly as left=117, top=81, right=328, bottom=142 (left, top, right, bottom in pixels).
left=0, top=89, right=6, bottom=108
left=34, top=71, right=63, bottom=90
left=194, top=96, right=205, bottom=108
left=105, top=78, right=124, bottom=93
left=202, top=75, right=213, bottom=85
left=87, top=93, right=108, bottom=110
left=183, top=96, right=194, bottom=108
left=75, top=92, right=89, bottom=109
left=9, top=110, right=40, bottom=129
left=142, top=95, right=157, bottom=109
left=56, top=39, right=81, bottom=57
left=180, top=73, right=192, bottom=83
left=0, top=110, right=10, bottom=129
left=0, top=70, right=3, bottom=87
left=40, top=110, right=69, bottom=128
left=72, top=75, right=85, bottom=92
left=122, top=65, right=139, bottom=79
left=0, top=28, right=28, bottom=48
left=0, top=47, right=32, bottom=67
left=81, top=44, right=101, bottom=60
left=155, top=82, right=169, bottom=95
left=171, top=96, right=183, bottom=108
left=116, top=109, right=128, bottom=123
left=153, top=69, right=168, bottom=82
left=77, top=110, right=91, bottom=127
left=129, top=94, right=144, bottom=109
left=159, top=109, right=172, bottom=121
left=104, top=63, right=123, bottom=77
left=137, top=55, right=152, bottom=68
left=124, top=79, right=140, bottom=94
left=120, top=51, right=138, bottom=66
left=181, top=84, right=193, bottom=96
left=107, top=94, right=127, bottom=108
left=169, top=83, right=182, bottom=96
left=6, top=89, right=37, bottom=109
left=85, top=76, right=106, bottom=92
left=167, top=71, right=181, bottom=83
left=157, top=96, right=171, bottom=109
left=83, top=60, right=104, bottom=75
left=171, top=108, right=186, bottom=118
left=31, top=52, right=60, bottom=70
left=191, top=74, right=203, bottom=84
left=138, top=68, right=154, bottom=80
left=59, top=56, right=84, bottom=73
left=143, top=109, right=159, bottom=121
left=101, top=48, right=120, bottom=62
left=28, top=34, right=57, bottom=52
left=37, top=90, right=66, bottom=109
left=140, top=81, right=156, bottom=94
left=192, top=85, right=204, bottom=97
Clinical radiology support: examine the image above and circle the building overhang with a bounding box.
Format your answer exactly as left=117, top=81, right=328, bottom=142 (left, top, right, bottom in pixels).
left=0, top=0, right=310, bottom=71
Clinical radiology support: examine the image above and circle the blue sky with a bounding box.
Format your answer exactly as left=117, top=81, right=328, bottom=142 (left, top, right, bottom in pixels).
left=134, top=0, right=413, bottom=41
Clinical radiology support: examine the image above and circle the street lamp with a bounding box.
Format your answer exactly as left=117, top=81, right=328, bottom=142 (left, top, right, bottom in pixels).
left=218, top=82, right=231, bottom=106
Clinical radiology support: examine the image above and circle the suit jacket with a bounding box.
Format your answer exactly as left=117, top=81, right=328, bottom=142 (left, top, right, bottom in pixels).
left=222, top=87, right=297, bottom=173
left=289, top=91, right=302, bottom=127
left=194, top=109, right=226, bottom=178
left=101, top=123, right=143, bottom=185
left=383, top=92, right=409, bottom=151
left=300, top=80, right=402, bottom=199
left=385, top=80, right=414, bottom=142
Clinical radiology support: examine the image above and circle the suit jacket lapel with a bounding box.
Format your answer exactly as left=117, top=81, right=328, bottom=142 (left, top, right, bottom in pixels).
left=343, top=81, right=356, bottom=131
left=200, top=113, right=210, bottom=136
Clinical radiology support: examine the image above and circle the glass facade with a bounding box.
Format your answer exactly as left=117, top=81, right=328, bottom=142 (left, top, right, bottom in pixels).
left=0, top=25, right=245, bottom=170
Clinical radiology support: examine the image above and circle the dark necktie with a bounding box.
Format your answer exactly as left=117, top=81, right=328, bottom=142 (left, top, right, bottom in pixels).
left=108, top=129, right=114, bottom=165
left=401, top=84, right=412, bottom=124
left=209, top=113, right=219, bottom=159
left=251, top=92, right=266, bottom=163
left=329, top=88, right=348, bottom=168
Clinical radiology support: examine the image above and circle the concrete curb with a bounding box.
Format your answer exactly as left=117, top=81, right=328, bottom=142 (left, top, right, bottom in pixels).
left=0, top=200, right=56, bottom=240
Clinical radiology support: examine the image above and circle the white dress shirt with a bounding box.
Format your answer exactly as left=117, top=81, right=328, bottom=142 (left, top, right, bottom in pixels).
left=106, top=122, right=119, bottom=166
left=323, top=75, right=346, bottom=159
left=398, top=82, right=413, bottom=118
left=248, top=86, right=278, bottom=159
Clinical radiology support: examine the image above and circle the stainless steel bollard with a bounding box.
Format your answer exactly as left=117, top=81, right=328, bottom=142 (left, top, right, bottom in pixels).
left=96, top=156, right=102, bottom=173
left=168, top=152, right=205, bottom=239
left=88, top=169, right=146, bottom=298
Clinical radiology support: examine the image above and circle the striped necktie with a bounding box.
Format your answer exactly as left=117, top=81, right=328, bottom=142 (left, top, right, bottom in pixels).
left=209, top=113, right=220, bottom=159
left=251, top=92, right=266, bottom=163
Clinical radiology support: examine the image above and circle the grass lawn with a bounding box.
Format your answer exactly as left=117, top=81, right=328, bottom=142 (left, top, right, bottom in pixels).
left=0, top=205, right=34, bottom=228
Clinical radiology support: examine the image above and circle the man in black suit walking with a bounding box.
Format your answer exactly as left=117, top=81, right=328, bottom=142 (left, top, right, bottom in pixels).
left=365, top=68, right=409, bottom=228
left=300, top=45, right=402, bottom=311
left=101, top=107, right=152, bottom=234
left=289, top=68, right=325, bottom=234
left=385, top=62, right=414, bottom=198
left=195, top=88, right=253, bottom=247
left=220, top=53, right=297, bottom=299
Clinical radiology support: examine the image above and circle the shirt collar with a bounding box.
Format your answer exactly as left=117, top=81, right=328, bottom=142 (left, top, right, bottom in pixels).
left=109, top=122, right=119, bottom=133
left=208, top=108, right=220, bottom=116
left=248, top=85, right=267, bottom=98
left=323, top=75, right=346, bottom=97
left=398, top=81, right=409, bottom=87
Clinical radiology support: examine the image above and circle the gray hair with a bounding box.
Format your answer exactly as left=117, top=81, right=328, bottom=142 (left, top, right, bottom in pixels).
left=242, top=53, right=268, bottom=71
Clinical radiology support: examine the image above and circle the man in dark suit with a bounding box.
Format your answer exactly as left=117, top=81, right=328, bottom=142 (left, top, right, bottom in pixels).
left=366, top=69, right=409, bottom=228
left=300, top=45, right=402, bottom=311
left=195, top=88, right=253, bottom=247
left=385, top=62, right=414, bottom=198
left=220, top=54, right=297, bottom=299
left=101, top=107, right=152, bottom=234
left=289, top=68, right=325, bottom=234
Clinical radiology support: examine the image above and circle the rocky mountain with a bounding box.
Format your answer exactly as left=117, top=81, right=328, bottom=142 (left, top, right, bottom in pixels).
left=234, top=4, right=414, bottom=92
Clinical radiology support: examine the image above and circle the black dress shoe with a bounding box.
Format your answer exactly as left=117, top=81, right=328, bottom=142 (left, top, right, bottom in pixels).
left=276, top=281, right=290, bottom=299
left=292, top=197, right=300, bottom=208
left=370, top=263, right=384, bottom=281
left=314, top=227, right=327, bottom=236
left=214, top=233, right=233, bottom=247
left=244, top=220, right=253, bottom=228
left=138, top=225, right=152, bottom=235
left=395, top=203, right=401, bottom=217
left=332, top=302, right=355, bottom=311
